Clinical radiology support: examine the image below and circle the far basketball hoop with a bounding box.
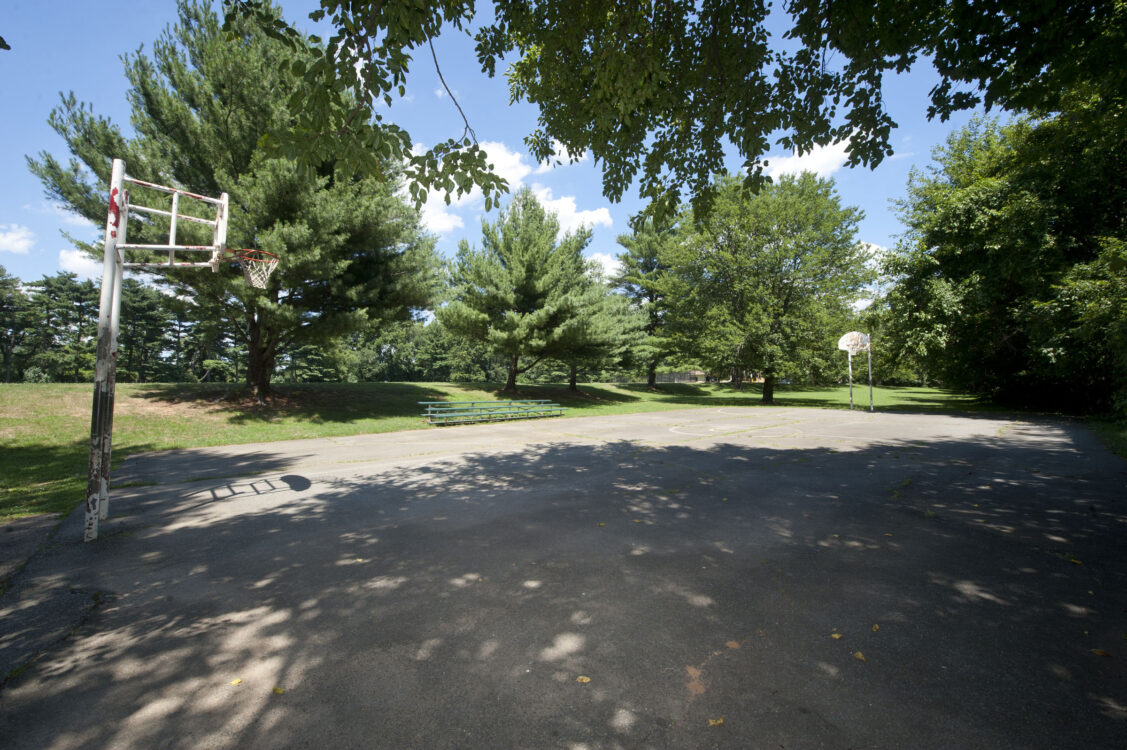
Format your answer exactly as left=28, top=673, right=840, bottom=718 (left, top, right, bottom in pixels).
left=838, top=331, right=873, bottom=412
left=837, top=331, right=870, bottom=355
left=236, top=249, right=279, bottom=289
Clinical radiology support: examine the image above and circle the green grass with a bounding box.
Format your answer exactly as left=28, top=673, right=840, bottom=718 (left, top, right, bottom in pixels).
left=1089, top=418, right=1127, bottom=459
left=0, top=381, right=989, bottom=522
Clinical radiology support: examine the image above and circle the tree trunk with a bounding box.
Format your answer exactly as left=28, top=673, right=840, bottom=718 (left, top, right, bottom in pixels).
left=762, top=374, right=776, bottom=404
left=646, top=359, right=657, bottom=388
left=246, top=317, right=276, bottom=402
left=731, top=366, right=743, bottom=390
left=503, top=354, right=519, bottom=392
left=568, top=363, right=578, bottom=392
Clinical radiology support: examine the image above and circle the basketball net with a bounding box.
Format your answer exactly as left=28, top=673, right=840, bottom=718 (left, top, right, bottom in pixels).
left=237, top=249, right=279, bottom=289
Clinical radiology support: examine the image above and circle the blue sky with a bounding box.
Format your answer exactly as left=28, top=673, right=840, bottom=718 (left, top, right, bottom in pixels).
left=0, top=1, right=979, bottom=286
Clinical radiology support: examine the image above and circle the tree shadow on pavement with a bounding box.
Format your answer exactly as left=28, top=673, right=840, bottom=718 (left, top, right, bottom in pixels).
left=2, top=425, right=1125, bottom=749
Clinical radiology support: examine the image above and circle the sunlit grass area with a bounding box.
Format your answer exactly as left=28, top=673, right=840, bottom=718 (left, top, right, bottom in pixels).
left=0, top=381, right=1000, bottom=521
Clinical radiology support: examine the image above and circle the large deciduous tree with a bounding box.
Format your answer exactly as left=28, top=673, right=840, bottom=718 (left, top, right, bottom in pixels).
left=883, top=102, right=1127, bottom=413
left=226, top=1, right=1126, bottom=216
left=668, top=173, right=870, bottom=403
left=439, top=188, right=594, bottom=392
left=29, top=1, right=438, bottom=398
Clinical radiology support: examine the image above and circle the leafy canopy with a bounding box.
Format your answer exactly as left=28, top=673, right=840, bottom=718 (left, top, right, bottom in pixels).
left=882, top=100, right=1127, bottom=412
left=225, top=0, right=1126, bottom=217
left=665, top=173, right=870, bottom=400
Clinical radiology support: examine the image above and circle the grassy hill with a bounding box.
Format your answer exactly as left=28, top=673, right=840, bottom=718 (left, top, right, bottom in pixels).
left=1, top=381, right=992, bottom=521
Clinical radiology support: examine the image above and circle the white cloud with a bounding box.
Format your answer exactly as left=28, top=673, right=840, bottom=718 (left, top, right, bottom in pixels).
left=532, top=186, right=613, bottom=235
left=414, top=141, right=535, bottom=234
left=418, top=192, right=466, bottom=235
left=59, top=249, right=103, bottom=279
left=0, top=224, right=35, bottom=254
left=405, top=140, right=611, bottom=238
left=534, top=139, right=591, bottom=174
left=587, top=251, right=622, bottom=280
left=21, top=203, right=94, bottom=228
left=434, top=87, right=446, bottom=99
left=480, top=140, right=534, bottom=189
left=765, top=141, right=850, bottom=179
left=851, top=297, right=874, bottom=311
left=861, top=242, right=890, bottom=270
left=55, top=206, right=94, bottom=227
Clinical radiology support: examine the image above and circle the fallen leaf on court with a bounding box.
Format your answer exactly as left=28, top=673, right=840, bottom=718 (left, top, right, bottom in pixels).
left=598, top=523, right=605, bottom=527
left=884, top=533, right=893, bottom=537
left=854, top=652, right=867, bottom=662
left=708, top=717, right=725, bottom=727
left=726, top=641, right=740, bottom=649
left=273, top=687, right=285, bottom=695
left=872, top=624, right=880, bottom=632
left=576, top=675, right=591, bottom=684
left=722, top=498, right=728, bottom=502
left=633, top=519, right=642, bottom=524
left=1090, top=649, right=1111, bottom=657
left=1069, top=557, right=1083, bottom=565
left=229, top=678, right=243, bottom=686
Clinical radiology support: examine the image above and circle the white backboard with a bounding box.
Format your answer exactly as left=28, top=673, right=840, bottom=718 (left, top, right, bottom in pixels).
left=838, top=331, right=870, bottom=354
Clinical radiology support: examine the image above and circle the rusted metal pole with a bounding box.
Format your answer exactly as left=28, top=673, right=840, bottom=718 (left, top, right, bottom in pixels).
left=86, top=159, right=125, bottom=541
left=99, top=196, right=127, bottom=522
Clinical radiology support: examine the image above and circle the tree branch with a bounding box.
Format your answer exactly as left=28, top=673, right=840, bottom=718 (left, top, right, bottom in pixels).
left=430, top=38, right=476, bottom=144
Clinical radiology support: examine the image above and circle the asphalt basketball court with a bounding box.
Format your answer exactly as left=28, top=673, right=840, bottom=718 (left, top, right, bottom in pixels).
left=2, top=406, right=1125, bottom=748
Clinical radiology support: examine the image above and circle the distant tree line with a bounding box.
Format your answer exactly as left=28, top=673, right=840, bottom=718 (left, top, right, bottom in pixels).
left=0, top=268, right=244, bottom=385
left=2, top=170, right=877, bottom=401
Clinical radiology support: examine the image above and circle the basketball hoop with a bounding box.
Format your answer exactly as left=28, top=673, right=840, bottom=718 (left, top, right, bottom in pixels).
left=837, top=331, right=870, bottom=355
left=837, top=331, right=873, bottom=412
left=236, top=249, right=279, bottom=289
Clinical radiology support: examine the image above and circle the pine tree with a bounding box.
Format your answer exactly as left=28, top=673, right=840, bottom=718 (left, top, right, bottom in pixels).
left=0, top=266, right=32, bottom=382
left=439, top=188, right=593, bottom=392
left=554, top=264, right=644, bottom=391
left=28, top=1, right=438, bottom=399
left=614, top=219, right=676, bottom=387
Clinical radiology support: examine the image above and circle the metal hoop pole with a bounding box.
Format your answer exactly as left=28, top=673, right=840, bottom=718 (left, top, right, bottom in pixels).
left=868, top=343, right=874, bottom=413
left=86, top=158, right=125, bottom=541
